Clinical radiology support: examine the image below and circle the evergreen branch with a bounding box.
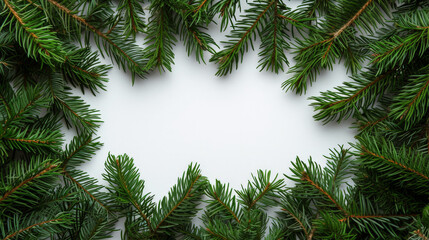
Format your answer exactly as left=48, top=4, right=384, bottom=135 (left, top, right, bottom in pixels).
left=2, top=85, right=50, bottom=129
left=237, top=170, right=284, bottom=210
left=2, top=0, right=65, bottom=65
left=54, top=96, right=91, bottom=126
left=211, top=0, right=276, bottom=76
left=4, top=138, right=53, bottom=145
left=62, top=136, right=92, bottom=168
left=311, top=67, right=397, bottom=123
left=117, top=0, right=146, bottom=37
left=44, top=0, right=146, bottom=79
left=143, top=1, right=177, bottom=72
left=401, top=78, right=429, bottom=119
left=278, top=14, right=297, bottom=22
left=22, top=0, right=42, bottom=10
left=359, top=115, right=388, bottom=130
left=50, top=85, right=101, bottom=132
left=338, top=213, right=418, bottom=222
left=390, top=68, right=429, bottom=130
left=301, top=171, right=348, bottom=216
left=61, top=133, right=101, bottom=169
left=414, top=229, right=429, bottom=240
left=62, top=46, right=110, bottom=94
left=213, top=0, right=240, bottom=31
left=104, top=154, right=154, bottom=233
left=284, top=0, right=384, bottom=94
left=154, top=174, right=201, bottom=233
left=0, top=164, right=57, bottom=203
left=281, top=208, right=309, bottom=238
left=0, top=92, right=11, bottom=117
left=115, top=158, right=153, bottom=232
left=327, top=71, right=389, bottom=108
left=1, top=125, right=63, bottom=156
left=205, top=181, right=242, bottom=224
left=361, top=146, right=429, bottom=181
left=178, top=15, right=217, bottom=64
left=62, top=170, right=108, bottom=211
left=3, top=0, right=47, bottom=54
left=213, top=192, right=241, bottom=223
left=206, top=227, right=229, bottom=240
left=257, top=0, right=291, bottom=73
left=249, top=182, right=271, bottom=209
left=331, top=0, right=374, bottom=39
left=195, top=0, right=209, bottom=13
left=222, top=1, right=274, bottom=59
left=2, top=218, right=62, bottom=240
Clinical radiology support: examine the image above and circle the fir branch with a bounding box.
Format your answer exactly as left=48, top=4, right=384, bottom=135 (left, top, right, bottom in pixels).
left=211, top=0, right=276, bottom=76
left=300, top=171, right=348, bottom=216
left=117, top=0, right=146, bottom=37
left=249, top=182, right=271, bottom=209
left=281, top=208, right=309, bottom=238
left=414, top=229, right=429, bottom=240
left=311, top=67, right=397, bottom=123
left=44, top=0, right=146, bottom=80
left=104, top=154, right=154, bottom=233
left=283, top=0, right=389, bottom=94
left=1, top=126, right=63, bottom=155
left=151, top=163, right=207, bottom=237
left=154, top=175, right=201, bottom=232
left=143, top=1, right=177, bottom=73
left=0, top=163, right=58, bottom=203
left=360, top=146, right=429, bottom=181
left=205, top=180, right=242, bottom=224
left=2, top=218, right=63, bottom=240
left=338, top=213, right=418, bottom=222
left=206, top=227, right=229, bottom=240
left=61, top=133, right=102, bottom=170
left=213, top=0, right=241, bottom=31
left=1, top=0, right=65, bottom=65
left=390, top=68, right=429, bottom=130
left=62, top=170, right=109, bottom=211
left=213, top=192, right=241, bottom=223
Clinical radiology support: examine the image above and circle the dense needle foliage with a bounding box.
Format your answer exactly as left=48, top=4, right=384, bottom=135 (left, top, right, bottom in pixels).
left=0, top=0, right=428, bottom=239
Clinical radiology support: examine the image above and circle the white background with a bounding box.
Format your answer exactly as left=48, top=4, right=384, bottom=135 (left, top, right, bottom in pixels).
left=67, top=0, right=355, bottom=209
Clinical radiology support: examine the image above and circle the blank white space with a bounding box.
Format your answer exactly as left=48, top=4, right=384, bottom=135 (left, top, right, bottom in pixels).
left=70, top=45, right=355, bottom=201
left=64, top=0, right=355, bottom=205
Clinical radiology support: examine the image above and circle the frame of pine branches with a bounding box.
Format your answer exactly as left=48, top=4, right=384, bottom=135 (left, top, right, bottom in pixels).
left=1, top=0, right=429, bottom=239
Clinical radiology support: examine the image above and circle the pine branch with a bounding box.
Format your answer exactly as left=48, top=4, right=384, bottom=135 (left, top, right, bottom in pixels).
left=152, top=163, right=207, bottom=236
left=117, top=0, right=146, bottom=38
left=311, top=67, right=398, bottom=123
left=236, top=170, right=284, bottom=210
left=103, top=154, right=154, bottom=233
left=280, top=208, right=310, bottom=238
left=257, top=0, right=290, bottom=73
left=61, top=133, right=102, bottom=170
left=62, top=170, right=111, bottom=212
left=390, top=67, right=429, bottom=130
left=0, top=159, right=61, bottom=216
left=357, top=134, right=429, bottom=196
left=283, top=0, right=392, bottom=94
left=1, top=0, right=65, bottom=66
left=205, top=180, right=241, bottom=223
left=210, top=0, right=277, bottom=76
left=143, top=0, right=177, bottom=73
left=371, top=9, right=429, bottom=73
left=1, top=126, right=63, bottom=156
left=212, top=0, right=241, bottom=31
left=2, top=218, right=64, bottom=240
left=44, top=0, right=147, bottom=81
left=62, top=46, right=110, bottom=95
